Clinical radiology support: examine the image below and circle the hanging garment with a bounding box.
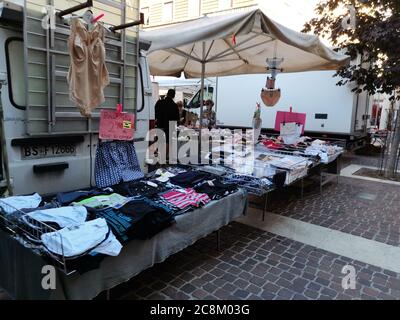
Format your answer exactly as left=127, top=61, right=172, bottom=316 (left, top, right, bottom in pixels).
left=280, top=122, right=302, bottom=145
left=68, top=18, right=110, bottom=117
left=95, top=141, right=144, bottom=188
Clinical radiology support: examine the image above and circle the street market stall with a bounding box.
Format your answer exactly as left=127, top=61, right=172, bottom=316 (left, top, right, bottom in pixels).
left=0, top=166, right=248, bottom=300
left=141, top=8, right=349, bottom=125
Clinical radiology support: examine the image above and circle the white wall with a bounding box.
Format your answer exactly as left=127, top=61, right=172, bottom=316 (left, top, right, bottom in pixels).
left=216, top=71, right=356, bottom=134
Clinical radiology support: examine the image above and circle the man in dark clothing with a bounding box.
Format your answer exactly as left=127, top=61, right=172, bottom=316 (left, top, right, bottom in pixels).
left=155, top=89, right=179, bottom=140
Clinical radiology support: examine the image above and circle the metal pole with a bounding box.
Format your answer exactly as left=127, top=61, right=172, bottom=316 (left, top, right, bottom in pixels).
left=199, top=42, right=206, bottom=130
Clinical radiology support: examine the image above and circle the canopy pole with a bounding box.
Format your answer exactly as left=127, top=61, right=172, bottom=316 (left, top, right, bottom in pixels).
left=199, top=41, right=206, bottom=130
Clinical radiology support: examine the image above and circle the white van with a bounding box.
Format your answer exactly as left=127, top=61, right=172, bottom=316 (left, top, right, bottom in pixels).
left=0, top=0, right=154, bottom=196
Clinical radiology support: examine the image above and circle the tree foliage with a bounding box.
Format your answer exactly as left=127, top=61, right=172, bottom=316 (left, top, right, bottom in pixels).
left=303, top=0, right=400, bottom=99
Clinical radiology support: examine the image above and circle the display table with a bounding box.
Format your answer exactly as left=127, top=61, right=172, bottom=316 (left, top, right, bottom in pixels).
left=0, top=190, right=247, bottom=300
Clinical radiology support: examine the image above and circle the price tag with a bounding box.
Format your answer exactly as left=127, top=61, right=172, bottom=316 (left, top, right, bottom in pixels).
left=99, top=109, right=135, bottom=141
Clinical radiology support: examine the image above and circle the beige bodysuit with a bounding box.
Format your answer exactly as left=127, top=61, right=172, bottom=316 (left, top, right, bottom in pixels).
left=68, top=18, right=110, bottom=117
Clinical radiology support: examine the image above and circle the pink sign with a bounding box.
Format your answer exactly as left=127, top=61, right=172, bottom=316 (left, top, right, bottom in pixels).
left=274, top=111, right=306, bottom=134
left=99, top=109, right=135, bottom=141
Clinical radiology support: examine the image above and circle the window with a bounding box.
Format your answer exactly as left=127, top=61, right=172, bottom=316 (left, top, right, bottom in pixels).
left=162, top=1, right=173, bottom=23
left=5, top=38, right=26, bottom=109
left=218, top=0, right=232, bottom=11
left=188, top=0, right=200, bottom=18
left=141, top=7, right=150, bottom=25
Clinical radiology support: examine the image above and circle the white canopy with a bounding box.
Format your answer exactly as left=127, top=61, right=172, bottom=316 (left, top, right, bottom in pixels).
left=141, top=9, right=349, bottom=78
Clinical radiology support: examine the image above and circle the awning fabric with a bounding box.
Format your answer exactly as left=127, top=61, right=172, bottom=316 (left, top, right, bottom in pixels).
left=140, top=9, right=350, bottom=78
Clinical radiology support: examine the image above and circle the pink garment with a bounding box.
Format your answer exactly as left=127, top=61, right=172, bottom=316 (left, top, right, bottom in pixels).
left=274, top=111, right=306, bottom=134
left=161, top=188, right=210, bottom=209
left=262, top=139, right=282, bottom=150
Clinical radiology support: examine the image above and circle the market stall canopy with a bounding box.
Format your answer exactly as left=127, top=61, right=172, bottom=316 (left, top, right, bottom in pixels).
left=141, top=9, right=350, bottom=78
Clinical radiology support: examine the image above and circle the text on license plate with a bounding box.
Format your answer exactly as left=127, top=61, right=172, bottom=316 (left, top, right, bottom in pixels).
left=21, top=145, right=77, bottom=159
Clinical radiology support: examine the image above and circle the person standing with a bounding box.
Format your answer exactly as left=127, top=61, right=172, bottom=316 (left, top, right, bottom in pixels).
left=155, top=89, right=179, bottom=140
left=202, top=99, right=216, bottom=129
left=177, top=101, right=187, bottom=126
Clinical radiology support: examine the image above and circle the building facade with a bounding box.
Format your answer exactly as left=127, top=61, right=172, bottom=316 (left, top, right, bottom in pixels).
left=139, top=0, right=320, bottom=32
left=140, top=0, right=258, bottom=28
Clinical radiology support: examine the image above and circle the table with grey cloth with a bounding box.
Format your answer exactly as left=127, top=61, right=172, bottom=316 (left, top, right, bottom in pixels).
left=0, top=189, right=247, bottom=300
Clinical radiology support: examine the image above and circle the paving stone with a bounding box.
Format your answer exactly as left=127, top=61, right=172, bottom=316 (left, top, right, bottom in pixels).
left=214, top=289, right=233, bottom=300
left=203, top=283, right=218, bottom=294
left=276, top=278, right=292, bottom=290
left=213, top=278, right=227, bottom=287
left=181, top=283, right=196, bottom=294
left=238, top=271, right=252, bottom=281
left=315, top=277, right=330, bottom=287
left=201, top=273, right=216, bottom=282
left=222, top=283, right=236, bottom=293
left=304, top=289, right=319, bottom=299
left=233, top=278, right=249, bottom=288
left=262, top=282, right=280, bottom=293
left=249, top=276, right=265, bottom=286
left=192, top=289, right=208, bottom=300
left=281, top=272, right=296, bottom=281
left=277, top=288, right=295, bottom=299
left=210, top=268, right=225, bottom=277
left=260, top=290, right=275, bottom=300
left=234, top=289, right=250, bottom=299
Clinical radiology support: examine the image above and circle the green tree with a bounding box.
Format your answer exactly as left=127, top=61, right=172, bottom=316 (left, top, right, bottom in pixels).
left=303, top=0, right=400, bottom=178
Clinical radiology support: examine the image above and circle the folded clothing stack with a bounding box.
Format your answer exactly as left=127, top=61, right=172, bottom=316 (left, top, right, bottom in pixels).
left=194, top=180, right=238, bottom=200
left=170, top=171, right=213, bottom=188
left=93, top=197, right=175, bottom=242
left=161, top=188, right=211, bottom=210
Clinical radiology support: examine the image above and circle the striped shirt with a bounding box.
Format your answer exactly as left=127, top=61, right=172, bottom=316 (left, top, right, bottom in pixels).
left=161, top=188, right=210, bottom=210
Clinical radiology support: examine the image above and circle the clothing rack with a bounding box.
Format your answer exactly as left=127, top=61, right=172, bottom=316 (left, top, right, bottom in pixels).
left=57, top=0, right=93, bottom=18
left=23, top=0, right=140, bottom=135
left=110, top=13, right=145, bottom=32
left=0, top=200, right=74, bottom=275
left=57, top=1, right=143, bottom=33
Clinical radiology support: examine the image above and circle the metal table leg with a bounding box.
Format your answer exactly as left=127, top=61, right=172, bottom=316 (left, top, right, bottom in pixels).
left=216, top=229, right=221, bottom=251
left=320, top=172, right=323, bottom=194
left=262, top=192, right=268, bottom=222
left=301, top=177, right=304, bottom=199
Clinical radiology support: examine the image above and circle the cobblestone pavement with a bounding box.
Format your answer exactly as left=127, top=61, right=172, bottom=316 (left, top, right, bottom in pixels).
left=267, top=172, right=400, bottom=247
left=342, top=153, right=382, bottom=168
left=100, top=222, right=400, bottom=300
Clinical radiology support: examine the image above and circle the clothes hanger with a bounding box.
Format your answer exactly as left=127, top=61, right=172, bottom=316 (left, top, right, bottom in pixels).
left=63, top=10, right=111, bottom=33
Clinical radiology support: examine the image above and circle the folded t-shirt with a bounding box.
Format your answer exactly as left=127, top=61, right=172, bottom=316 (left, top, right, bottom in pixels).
left=41, top=218, right=122, bottom=258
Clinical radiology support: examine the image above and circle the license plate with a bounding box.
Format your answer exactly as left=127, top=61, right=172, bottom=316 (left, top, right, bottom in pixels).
left=21, top=144, right=76, bottom=159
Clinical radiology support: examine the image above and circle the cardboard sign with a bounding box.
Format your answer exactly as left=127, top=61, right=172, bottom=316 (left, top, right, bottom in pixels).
left=274, top=111, right=306, bottom=134
left=99, top=109, right=135, bottom=141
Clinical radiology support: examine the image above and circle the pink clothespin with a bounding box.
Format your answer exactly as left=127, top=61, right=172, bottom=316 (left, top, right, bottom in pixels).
left=116, top=103, right=123, bottom=115
left=92, top=13, right=104, bottom=24
left=232, top=34, right=237, bottom=45
left=290, top=105, right=293, bottom=113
